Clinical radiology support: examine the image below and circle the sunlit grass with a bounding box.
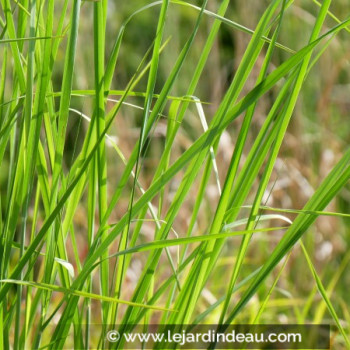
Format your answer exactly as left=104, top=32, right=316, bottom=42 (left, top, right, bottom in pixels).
left=0, top=0, right=350, bottom=349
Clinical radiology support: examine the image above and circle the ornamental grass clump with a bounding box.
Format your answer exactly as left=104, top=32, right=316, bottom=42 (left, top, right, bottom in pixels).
left=0, top=0, right=350, bottom=348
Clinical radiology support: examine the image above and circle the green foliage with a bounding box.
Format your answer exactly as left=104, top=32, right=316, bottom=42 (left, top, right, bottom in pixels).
left=0, top=0, right=350, bottom=348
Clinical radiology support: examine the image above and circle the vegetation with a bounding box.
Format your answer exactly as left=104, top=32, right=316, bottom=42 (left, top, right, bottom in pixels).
left=0, top=0, right=350, bottom=348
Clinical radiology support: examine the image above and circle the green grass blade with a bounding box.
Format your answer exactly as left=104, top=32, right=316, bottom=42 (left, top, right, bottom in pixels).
left=300, top=241, right=350, bottom=347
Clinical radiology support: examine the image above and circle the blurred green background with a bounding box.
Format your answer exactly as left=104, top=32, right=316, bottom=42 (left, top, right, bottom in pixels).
left=1, top=0, right=350, bottom=344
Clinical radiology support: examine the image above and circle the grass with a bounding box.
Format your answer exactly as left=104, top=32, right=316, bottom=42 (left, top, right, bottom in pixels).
left=0, top=0, right=350, bottom=349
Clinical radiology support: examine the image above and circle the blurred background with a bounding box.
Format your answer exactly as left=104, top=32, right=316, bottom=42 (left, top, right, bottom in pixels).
left=1, top=0, right=350, bottom=342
